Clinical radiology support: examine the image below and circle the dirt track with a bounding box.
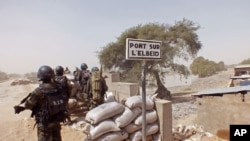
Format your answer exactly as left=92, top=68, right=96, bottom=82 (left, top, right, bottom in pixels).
left=0, top=81, right=85, bottom=141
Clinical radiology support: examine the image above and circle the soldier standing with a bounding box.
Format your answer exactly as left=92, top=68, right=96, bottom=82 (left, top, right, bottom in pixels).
left=74, top=63, right=91, bottom=104
left=78, top=63, right=91, bottom=93
left=54, top=65, right=72, bottom=124
left=14, top=65, right=68, bottom=141
left=87, top=66, right=108, bottom=110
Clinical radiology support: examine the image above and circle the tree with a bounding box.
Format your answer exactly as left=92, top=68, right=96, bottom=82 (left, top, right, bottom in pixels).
left=190, top=56, right=226, bottom=78
left=189, top=56, right=205, bottom=76
left=240, top=58, right=250, bottom=65
left=0, top=70, right=8, bottom=81
left=98, top=19, right=202, bottom=100
left=217, top=61, right=227, bottom=71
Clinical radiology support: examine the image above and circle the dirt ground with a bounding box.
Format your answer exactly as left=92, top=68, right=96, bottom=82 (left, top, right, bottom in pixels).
left=0, top=68, right=234, bottom=141
left=0, top=81, right=86, bottom=141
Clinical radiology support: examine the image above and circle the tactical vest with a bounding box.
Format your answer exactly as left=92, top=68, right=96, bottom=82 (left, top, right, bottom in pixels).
left=55, top=75, right=70, bottom=98
left=80, top=70, right=90, bottom=86
left=55, top=76, right=68, bottom=88
left=35, top=84, right=67, bottom=123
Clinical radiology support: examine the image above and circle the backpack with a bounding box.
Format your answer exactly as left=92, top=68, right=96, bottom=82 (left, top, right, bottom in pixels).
left=90, top=71, right=108, bottom=100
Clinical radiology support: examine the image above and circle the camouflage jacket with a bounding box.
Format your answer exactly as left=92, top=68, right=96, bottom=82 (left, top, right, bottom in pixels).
left=25, top=82, right=67, bottom=123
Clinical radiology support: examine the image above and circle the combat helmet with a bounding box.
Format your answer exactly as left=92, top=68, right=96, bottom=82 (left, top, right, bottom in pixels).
left=81, top=63, right=88, bottom=70
left=91, top=66, right=99, bottom=72
left=55, top=65, right=64, bottom=76
left=37, top=65, right=54, bottom=81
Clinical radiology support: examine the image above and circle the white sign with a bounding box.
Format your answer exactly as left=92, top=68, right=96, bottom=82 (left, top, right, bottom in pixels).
left=126, top=38, right=161, bottom=60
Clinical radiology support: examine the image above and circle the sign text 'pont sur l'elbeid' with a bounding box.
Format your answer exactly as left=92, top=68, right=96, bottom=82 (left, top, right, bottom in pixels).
left=126, top=38, right=161, bottom=60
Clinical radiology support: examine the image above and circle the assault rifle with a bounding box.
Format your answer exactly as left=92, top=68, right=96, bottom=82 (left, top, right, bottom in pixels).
left=14, top=93, right=31, bottom=114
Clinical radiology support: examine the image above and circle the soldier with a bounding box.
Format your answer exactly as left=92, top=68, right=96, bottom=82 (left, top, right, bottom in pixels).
left=78, top=63, right=91, bottom=93
left=14, top=65, right=68, bottom=141
left=74, top=63, right=91, bottom=104
left=54, top=65, right=72, bottom=124
left=87, top=66, right=108, bottom=110
left=54, top=66, right=70, bottom=97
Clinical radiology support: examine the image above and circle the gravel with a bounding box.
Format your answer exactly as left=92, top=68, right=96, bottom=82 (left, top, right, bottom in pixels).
left=168, top=68, right=234, bottom=126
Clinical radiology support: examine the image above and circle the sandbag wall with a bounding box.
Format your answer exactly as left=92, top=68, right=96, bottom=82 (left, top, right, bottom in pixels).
left=83, top=95, right=160, bottom=141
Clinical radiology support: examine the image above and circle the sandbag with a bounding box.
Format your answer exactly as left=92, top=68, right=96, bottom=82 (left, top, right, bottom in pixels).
left=134, top=110, right=158, bottom=125
left=124, top=123, right=142, bottom=134
left=129, top=130, right=141, bottom=141
left=125, top=95, right=154, bottom=110
left=85, top=119, right=121, bottom=140
left=129, top=122, right=159, bottom=141
left=105, top=92, right=116, bottom=103
left=113, top=107, right=141, bottom=128
left=145, top=122, right=159, bottom=136
left=68, top=98, right=77, bottom=109
left=85, top=101, right=125, bottom=125
left=96, top=131, right=128, bottom=141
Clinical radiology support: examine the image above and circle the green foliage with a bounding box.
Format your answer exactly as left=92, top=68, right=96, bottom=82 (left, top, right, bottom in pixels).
left=98, top=19, right=202, bottom=84
left=8, top=73, right=22, bottom=78
left=0, top=70, right=8, bottom=81
left=190, top=56, right=226, bottom=78
left=240, top=58, right=250, bottom=65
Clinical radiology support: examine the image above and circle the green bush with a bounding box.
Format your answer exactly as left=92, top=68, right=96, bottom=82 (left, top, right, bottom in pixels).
left=0, top=71, right=8, bottom=81
left=190, top=56, right=226, bottom=78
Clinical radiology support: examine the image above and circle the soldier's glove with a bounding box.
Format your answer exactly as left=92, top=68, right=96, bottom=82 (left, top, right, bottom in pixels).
left=14, top=105, right=25, bottom=114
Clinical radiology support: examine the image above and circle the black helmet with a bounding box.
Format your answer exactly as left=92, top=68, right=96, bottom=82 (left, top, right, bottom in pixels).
left=37, top=65, right=54, bottom=81
left=91, top=66, right=99, bottom=72
left=55, top=66, right=64, bottom=75
left=81, top=63, right=88, bottom=70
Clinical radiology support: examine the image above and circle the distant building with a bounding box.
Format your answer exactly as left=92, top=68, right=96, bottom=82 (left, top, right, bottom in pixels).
left=227, top=65, right=250, bottom=87
left=234, top=65, right=250, bottom=76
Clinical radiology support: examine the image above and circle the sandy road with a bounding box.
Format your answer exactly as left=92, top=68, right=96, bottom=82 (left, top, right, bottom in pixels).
left=0, top=80, right=85, bottom=141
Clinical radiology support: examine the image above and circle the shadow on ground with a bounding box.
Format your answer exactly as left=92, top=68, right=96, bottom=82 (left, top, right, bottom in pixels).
left=171, top=91, right=196, bottom=103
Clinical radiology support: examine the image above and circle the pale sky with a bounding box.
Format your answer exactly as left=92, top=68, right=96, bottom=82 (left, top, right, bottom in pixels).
left=0, top=0, right=249, bottom=74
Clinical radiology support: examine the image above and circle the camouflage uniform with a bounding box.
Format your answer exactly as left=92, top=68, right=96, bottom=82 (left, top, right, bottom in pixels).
left=54, top=75, right=70, bottom=99
left=54, top=75, right=72, bottom=123
left=87, top=75, right=108, bottom=110
left=36, top=122, right=61, bottom=141
left=75, top=69, right=91, bottom=103
left=25, top=83, right=67, bottom=141
left=78, top=70, right=90, bottom=93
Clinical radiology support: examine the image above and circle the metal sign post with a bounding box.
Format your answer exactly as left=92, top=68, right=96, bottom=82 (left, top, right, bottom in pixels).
left=141, top=60, right=147, bottom=141
left=126, top=38, right=162, bottom=141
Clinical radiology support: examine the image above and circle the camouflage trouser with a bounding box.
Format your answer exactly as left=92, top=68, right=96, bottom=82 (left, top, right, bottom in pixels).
left=80, top=85, right=88, bottom=95
left=89, top=97, right=104, bottom=110
left=37, top=122, right=62, bottom=141
left=76, top=93, right=90, bottom=103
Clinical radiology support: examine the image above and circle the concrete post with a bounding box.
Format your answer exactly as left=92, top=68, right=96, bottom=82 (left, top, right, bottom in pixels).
left=155, top=99, right=173, bottom=141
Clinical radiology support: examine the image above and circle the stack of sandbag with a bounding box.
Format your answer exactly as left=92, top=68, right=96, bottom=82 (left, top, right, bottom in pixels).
left=123, top=95, right=159, bottom=141
left=83, top=101, right=126, bottom=140
left=83, top=95, right=159, bottom=141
